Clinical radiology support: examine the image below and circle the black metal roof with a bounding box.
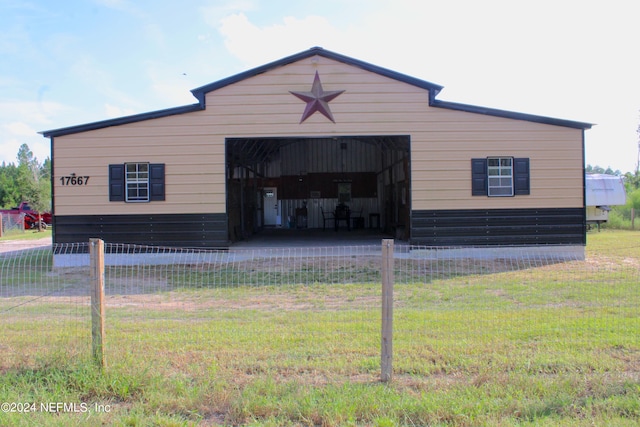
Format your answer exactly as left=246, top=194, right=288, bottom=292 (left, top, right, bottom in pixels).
left=41, top=46, right=592, bottom=137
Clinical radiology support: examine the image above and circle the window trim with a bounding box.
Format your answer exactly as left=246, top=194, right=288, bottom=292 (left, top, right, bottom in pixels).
left=109, top=163, right=165, bottom=203
left=471, top=157, right=530, bottom=197
left=125, top=162, right=150, bottom=202
left=487, top=157, right=514, bottom=197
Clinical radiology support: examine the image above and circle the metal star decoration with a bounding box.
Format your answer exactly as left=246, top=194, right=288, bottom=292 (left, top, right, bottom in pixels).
left=290, top=71, right=345, bottom=123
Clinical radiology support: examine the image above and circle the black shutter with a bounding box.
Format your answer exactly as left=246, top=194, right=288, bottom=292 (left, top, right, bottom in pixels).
left=109, top=164, right=124, bottom=201
left=149, top=163, right=165, bottom=201
left=513, top=158, right=530, bottom=195
left=471, top=158, right=487, bottom=196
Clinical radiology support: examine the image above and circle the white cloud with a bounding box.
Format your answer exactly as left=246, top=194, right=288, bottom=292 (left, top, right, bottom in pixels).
left=66, top=56, right=147, bottom=117
left=0, top=100, right=67, bottom=126
left=218, top=13, right=340, bottom=66
left=4, top=122, right=37, bottom=137
left=0, top=136, right=50, bottom=165
left=104, top=104, right=137, bottom=118
left=0, top=100, right=67, bottom=163
left=201, top=1, right=256, bottom=28
left=150, top=81, right=198, bottom=106
left=0, top=138, right=20, bottom=164
left=144, top=62, right=202, bottom=107
left=209, top=2, right=640, bottom=172
left=2, top=0, right=635, bottom=172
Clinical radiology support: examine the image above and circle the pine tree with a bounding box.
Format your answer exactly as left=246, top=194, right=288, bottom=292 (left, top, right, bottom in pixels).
left=16, top=143, right=51, bottom=231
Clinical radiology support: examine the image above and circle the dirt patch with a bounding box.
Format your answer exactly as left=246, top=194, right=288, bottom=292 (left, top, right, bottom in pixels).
left=102, top=289, right=380, bottom=313
left=0, top=237, right=51, bottom=254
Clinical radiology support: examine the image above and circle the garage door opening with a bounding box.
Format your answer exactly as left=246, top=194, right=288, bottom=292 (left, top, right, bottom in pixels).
left=226, top=135, right=410, bottom=245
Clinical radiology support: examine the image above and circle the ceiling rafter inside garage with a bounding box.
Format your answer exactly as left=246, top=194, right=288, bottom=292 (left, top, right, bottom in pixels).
left=226, top=136, right=409, bottom=172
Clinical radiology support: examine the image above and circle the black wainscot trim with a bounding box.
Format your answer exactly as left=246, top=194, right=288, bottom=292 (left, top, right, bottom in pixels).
left=54, top=213, right=228, bottom=249
left=411, top=208, right=585, bottom=246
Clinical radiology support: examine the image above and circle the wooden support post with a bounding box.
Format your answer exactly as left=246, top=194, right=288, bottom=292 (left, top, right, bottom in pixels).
left=0, top=213, right=3, bottom=238
left=381, top=238, right=394, bottom=382
left=90, top=238, right=106, bottom=369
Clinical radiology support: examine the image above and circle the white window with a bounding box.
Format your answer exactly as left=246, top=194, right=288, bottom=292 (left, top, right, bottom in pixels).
left=125, top=163, right=150, bottom=202
left=487, top=157, right=513, bottom=197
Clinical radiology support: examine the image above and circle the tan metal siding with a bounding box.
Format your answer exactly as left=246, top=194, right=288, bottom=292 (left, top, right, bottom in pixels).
left=410, top=110, right=583, bottom=210
left=53, top=120, right=226, bottom=216
left=52, top=54, right=584, bottom=216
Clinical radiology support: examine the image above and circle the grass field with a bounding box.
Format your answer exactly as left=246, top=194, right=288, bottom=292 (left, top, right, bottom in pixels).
left=0, top=230, right=639, bottom=426
left=0, top=228, right=51, bottom=242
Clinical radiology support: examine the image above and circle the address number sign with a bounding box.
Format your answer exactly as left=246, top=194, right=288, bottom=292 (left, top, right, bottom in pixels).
left=59, top=173, right=90, bottom=186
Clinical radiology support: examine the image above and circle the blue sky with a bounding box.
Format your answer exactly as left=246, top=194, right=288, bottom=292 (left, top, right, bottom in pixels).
left=2, top=0, right=639, bottom=172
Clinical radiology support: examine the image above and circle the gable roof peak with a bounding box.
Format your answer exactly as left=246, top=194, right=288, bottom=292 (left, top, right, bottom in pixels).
left=41, top=47, right=593, bottom=137
left=190, top=46, right=445, bottom=99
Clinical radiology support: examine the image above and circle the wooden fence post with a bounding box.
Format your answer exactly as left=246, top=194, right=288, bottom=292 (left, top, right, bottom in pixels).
left=0, top=213, right=3, bottom=238
left=90, top=238, right=106, bottom=368
left=381, top=239, right=394, bottom=382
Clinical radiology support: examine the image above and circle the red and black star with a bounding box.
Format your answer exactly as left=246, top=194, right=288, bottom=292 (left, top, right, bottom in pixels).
left=290, top=71, right=345, bottom=123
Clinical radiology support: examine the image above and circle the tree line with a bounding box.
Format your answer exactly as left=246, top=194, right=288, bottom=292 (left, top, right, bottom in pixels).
left=585, top=164, right=640, bottom=188
left=1, top=143, right=640, bottom=225
left=0, top=143, right=51, bottom=213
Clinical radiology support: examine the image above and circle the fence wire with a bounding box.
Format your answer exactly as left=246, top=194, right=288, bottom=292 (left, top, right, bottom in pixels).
left=0, top=243, right=89, bottom=369
left=1, top=241, right=638, bottom=380
left=1, top=213, right=26, bottom=236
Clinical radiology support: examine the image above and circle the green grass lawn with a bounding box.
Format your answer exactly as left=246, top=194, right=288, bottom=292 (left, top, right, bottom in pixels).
left=0, top=228, right=51, bottom=241
left=0, top=230, right=639, bottom=426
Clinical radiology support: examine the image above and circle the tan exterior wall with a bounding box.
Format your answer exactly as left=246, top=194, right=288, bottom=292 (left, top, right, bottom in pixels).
left=53, top=120, right=225, bottom=216
left=410, top=113, right=584, bottom=210
left=52, top=55, right=584, bottom=216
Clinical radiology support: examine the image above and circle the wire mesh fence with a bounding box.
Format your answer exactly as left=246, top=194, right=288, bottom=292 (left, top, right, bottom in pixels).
left=0, top=212, right=26, bottom=237
left=1, top=239, right=639, bottom=382
left=0, top=242, right=88, bottom=370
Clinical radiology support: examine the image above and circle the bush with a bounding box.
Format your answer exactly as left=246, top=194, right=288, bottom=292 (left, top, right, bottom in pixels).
left=603, top=209, right=631, bottom=230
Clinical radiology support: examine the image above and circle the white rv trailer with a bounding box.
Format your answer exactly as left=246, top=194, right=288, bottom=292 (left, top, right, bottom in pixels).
left=585, top=173, right=627, bottom=229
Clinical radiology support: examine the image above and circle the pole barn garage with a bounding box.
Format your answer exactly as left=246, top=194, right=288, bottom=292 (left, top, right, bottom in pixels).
left=41, top=47, right=592, bottom=249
